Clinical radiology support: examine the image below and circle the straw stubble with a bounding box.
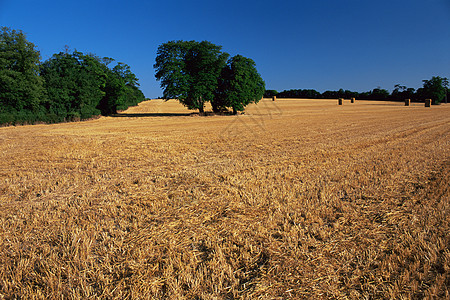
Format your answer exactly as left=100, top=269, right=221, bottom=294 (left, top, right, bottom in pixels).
left=0, top=99, right=449, bottom=299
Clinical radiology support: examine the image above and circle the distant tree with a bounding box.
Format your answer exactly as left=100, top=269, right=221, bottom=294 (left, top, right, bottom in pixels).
left=264, top=89, right=278, bottom=98
left=276, top=89, right=292, bottom=98
left=214, top=55, right=265, bottom=114
left=336, top=89, right=346, bottom=99
left=277, top=89, right=320, bottom=99
left=302, top=89, right=321, bottom=99
left=319, top=89, right=358, bottom=99
left=418, top=76, right=449, bottom=105
left=322, top=90, right=339, bottom=99
left=393, top=84, right=407, bottom=93
left=358, top=91, right=371, bottom=100
left=368, top=87, right=390, bottom=100
left=391, top=84, right=416, bottom=101
left=343, top=89, right=359, bottom=99
left=154, top=40, right=229, bottom=113
left=0, top=27, right=45, bottom=112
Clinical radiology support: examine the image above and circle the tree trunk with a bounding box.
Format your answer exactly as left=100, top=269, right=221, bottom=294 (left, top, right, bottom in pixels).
left=198, top=96, right=204, bottom=114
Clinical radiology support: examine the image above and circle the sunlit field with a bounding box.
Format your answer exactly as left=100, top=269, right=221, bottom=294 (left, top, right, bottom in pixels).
left=0, top=99, right=449, bottom=299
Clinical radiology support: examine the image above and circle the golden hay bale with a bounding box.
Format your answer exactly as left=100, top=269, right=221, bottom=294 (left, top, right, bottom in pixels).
left=425, top=99, right=432, bottom=107
left=351, top=98, right=355, bottom=103
left=338, top=98, right=343, bottom=105
left=272, top=96, right=277, bottom=101
left=405, top=99, right=410, bottom=106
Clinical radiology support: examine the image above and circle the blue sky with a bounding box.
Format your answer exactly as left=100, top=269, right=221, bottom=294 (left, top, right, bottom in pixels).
left=1, top=0, right=449, bottom=98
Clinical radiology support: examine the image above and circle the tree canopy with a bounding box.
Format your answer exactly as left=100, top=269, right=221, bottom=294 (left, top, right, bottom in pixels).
left=40, top=51, right=105, bottom=120
left=154, top=40, right=229, bottom=113
left=417, top=76, right=449, bottom=105
left=271, top=78, right=449, bottom=104
left=0, top=27, right=145, bottom=125
left=154, top=40, right=265, bottom=114
left=214, top=55, right=265, bottom=114
left=98, top=61, right=145, bottom=115
left=41, top=51, right=145, bottom=119
left=0, top=27, right=45, bottom=112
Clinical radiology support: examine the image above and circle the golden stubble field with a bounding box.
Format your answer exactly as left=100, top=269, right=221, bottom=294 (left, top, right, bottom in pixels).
left=0, top=99, right=449, bottom=299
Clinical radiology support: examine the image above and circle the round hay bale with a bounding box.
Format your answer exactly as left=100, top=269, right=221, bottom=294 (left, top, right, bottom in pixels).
left=405, top=99, right=410, bottom=106
left=425, top=99, right=432, bottom=107
left=351, top=98, right=355, bottom=103
left=338, top=98, right=343, bottom=105
left=272, top=96, right=276, bottom=102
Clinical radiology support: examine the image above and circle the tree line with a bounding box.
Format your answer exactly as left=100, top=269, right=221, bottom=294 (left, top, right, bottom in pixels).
left=2, top=26, right=448, bottom=127
left=0, top=27, right=145, bottom=126
left=266, top=77, right=449, bottom=105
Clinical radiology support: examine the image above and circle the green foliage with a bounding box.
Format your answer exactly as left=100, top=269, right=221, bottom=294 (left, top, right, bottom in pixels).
left=111, top=62, right=145, bottom=111
left=369, top=87, right=390, bottom=100
left=214, top=55, right=265, bottom=114
left=97, top=61, right=124, bottom=116
left=41, top=51, right=145, bottom=119
left=0, top=27, right=145, bottom=126
left=154, top=41, right=266, bottom=114
left=97, top=61, right=143, bottom=114
left=117, top=86, right=145, bottom=111
left=40, top=51, right=105, bottom=119
left=391, top=84, right=416, bottom=101
left=154, top=40, right=229, bottom=113
left=279, top=89, right=322, bottom=99
left=0, top=27, right=46, bottom=111
left=417, top=76, right=449, bottom=105
left=0, top=106, right=64, bottom=126
left=274, top=76, right=449, bottom=103
left=264, top=90, right=278, bottom=98
left=154, top=41, right=191, bottom=101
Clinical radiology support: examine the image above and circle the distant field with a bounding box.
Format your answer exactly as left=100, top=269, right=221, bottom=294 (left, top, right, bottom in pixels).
left=0, top=99, right=449, bottom=299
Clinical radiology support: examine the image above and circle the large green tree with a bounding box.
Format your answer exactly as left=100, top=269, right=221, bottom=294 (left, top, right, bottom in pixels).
left=97, top=61, right=144, bottom=114
left=154, top=40, right=229, bottom=113
left=41, top=51, right=145, bottom=119
left=0, top=27, right=45, bottom=112
left=40, top=51, right=105, bottom=120
left=214, top=55, right=265, bottom=114
left=417, top=76, right=449, bottom=105
left=112, top=62, right=145, bottom=111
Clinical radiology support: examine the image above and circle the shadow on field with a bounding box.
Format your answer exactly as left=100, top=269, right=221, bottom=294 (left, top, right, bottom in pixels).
left=112, top=112, right=194, bottom=117
left=112, top=111, right=240, bottom=118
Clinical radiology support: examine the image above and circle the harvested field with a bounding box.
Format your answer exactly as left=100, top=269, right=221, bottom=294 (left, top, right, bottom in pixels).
left=0, top=99, right=449, bottom=299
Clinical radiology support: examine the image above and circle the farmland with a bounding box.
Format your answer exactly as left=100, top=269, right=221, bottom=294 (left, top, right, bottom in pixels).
left=0, top=99, right=449, bottom=299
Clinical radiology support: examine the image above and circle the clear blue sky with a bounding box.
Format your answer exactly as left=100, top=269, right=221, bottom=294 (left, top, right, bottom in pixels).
left=1, top=0, right=449, bottom=98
